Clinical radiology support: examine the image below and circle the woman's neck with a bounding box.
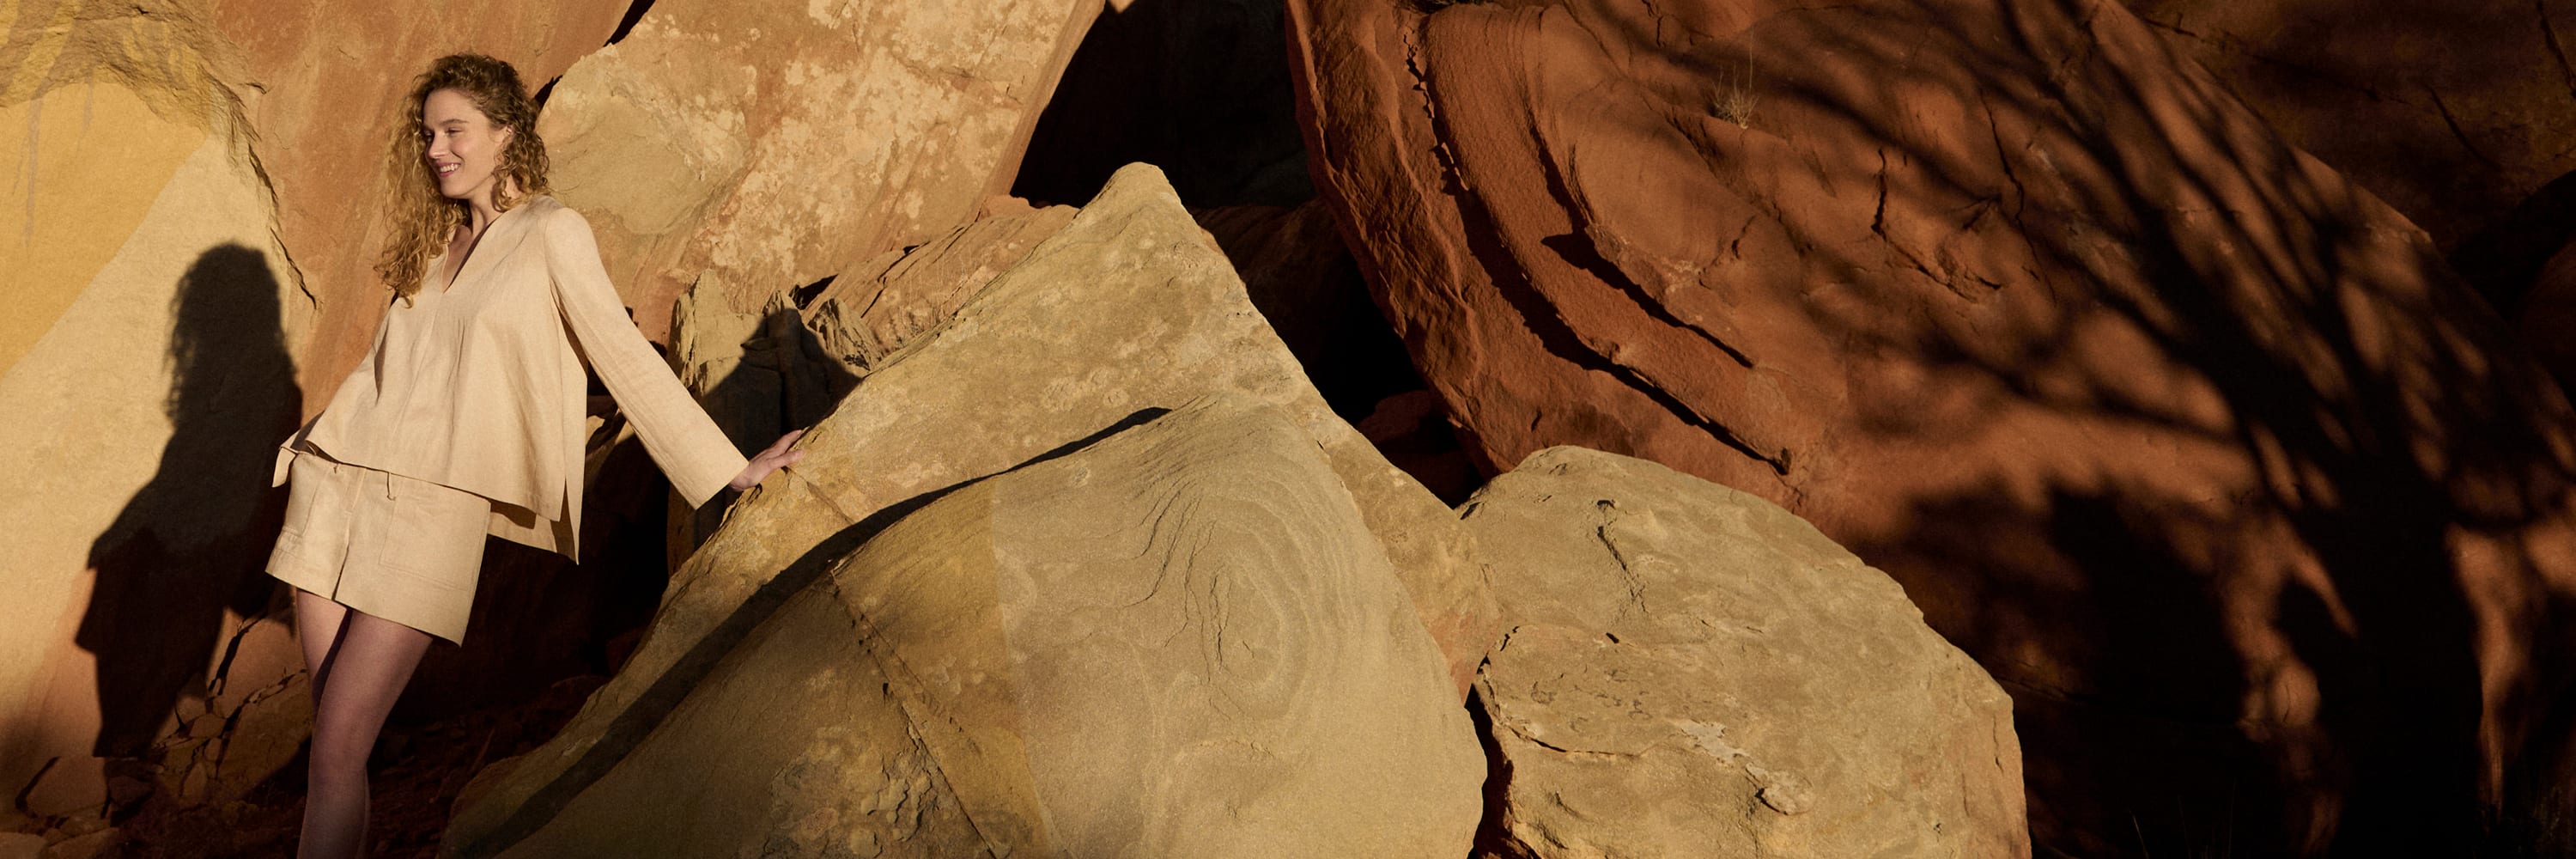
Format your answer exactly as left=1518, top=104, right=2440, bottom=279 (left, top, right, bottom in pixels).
left=461, top=177, right=522, bottom=233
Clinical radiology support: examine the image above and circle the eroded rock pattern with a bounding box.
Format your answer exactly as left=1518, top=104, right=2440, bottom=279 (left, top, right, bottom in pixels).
left=1285, top=0, right=2576, bottom=851
left=1466, top=447, right=2026, bottom=858
left=464, top=394, right=1482, bottom=858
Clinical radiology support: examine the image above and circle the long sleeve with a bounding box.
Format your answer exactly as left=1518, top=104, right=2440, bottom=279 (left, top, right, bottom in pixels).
left=540, top=205, right=750, bottom=507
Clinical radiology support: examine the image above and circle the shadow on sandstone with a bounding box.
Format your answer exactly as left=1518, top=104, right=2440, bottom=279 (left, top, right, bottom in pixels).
left=74, top=244, right=300, bottom=821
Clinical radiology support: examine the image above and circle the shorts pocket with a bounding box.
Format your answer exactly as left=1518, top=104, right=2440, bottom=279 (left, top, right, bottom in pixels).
left=377, top=476, right=490, bottom=583
left=276, top=454, right=346, bottom=559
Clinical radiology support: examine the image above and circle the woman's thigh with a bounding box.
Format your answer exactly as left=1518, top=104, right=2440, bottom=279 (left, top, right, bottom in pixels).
left=293, top=588, right=349, bottom=682
left=307, top=609, right=432, bottom=744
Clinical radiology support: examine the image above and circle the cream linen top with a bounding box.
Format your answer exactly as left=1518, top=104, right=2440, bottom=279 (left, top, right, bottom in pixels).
left=272, top=195, right=748, bottom=559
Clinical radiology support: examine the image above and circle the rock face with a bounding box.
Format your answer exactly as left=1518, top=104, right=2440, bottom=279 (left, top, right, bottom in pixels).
left=533, top=0, right=1103, bottom=342
left=455, top=394, right=1483, bottom=857
left=1194, top=202, right=1478, bottom=502
left=2115, top=0, right=2576, bottom=395
left=1285, top=0, right=2576, bottom=853
left=0, top=3, right=309, bottom=830
left=441, top=164, right=1501, bottom=855
left=2116, top=0, right=2575, bottom=258
left=2528, top=247, right=2576, bottom=392
left=1466, top=447, right=2026, bottom=858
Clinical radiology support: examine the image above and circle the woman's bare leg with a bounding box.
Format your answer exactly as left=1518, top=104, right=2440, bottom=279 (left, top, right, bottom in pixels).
left=294, top=589, right=350, bottom=699
left=295, top=606, right=432, bottom=859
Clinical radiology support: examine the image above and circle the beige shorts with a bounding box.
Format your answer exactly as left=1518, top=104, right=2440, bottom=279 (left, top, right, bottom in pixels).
left=265, top=448, right=492, bottom=644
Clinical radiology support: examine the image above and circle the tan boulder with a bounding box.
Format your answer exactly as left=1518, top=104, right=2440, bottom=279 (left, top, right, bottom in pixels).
left=1285, top=0, right=2576, bottom=851
left=453, top=393, right=1483, bottom=857
left=533, top=0, right=1103, bottom=343
left=442, top=164, right=1499, bottom=853
left=0, top=4, right=307, bottom=830
left=1464, top=447, right=2026, bottom=858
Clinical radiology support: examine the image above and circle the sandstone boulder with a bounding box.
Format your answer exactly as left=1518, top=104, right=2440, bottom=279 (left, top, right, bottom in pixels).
left=452, top=394, right=1483, bottom=858
left=1464, top=447, right=2026, bottom=858
left=1285, top=0, right=2576, bottom=852
left=1194, top=202, right=1479, bottom=501
left=441, top=164, right=1500, bottom=854
left=533, top=0, right=1103, bottom=343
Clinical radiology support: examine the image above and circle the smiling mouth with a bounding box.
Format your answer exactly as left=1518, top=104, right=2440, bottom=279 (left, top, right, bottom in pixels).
left=435, top=163, right=459, bottom=178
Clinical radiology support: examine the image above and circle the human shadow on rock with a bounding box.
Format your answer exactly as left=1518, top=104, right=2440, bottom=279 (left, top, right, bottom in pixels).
left=76, top=244, right=301, bottom=814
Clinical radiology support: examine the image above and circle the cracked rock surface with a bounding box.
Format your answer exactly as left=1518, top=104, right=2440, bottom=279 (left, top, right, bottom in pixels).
left=1463, top=447, right=2026, bottom=859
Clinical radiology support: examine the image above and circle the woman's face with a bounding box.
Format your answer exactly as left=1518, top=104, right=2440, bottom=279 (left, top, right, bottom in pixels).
left=421, top=88, right=513, bottom=205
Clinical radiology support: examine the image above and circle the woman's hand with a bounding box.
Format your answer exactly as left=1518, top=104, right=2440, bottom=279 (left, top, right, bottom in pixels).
left=728, top=428, right=808, bottom=490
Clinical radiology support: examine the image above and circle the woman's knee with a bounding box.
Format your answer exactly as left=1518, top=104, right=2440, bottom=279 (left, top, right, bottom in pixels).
left=306, top=728, right=373, bottom=783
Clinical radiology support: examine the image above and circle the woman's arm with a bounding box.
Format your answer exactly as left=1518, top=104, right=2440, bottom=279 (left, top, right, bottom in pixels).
left=540, top=204, right=762, bottom=506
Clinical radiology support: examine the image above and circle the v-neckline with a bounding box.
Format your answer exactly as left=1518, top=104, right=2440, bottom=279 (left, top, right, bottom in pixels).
left=433, top=205, right=514, bottom=297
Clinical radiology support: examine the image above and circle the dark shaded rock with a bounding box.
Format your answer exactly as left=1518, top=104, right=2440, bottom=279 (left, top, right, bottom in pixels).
left=1285, top=0, right=2576, bottom=852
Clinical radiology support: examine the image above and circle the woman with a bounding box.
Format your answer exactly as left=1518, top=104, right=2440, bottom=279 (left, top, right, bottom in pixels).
left=264, top=53, right=803, bottom=858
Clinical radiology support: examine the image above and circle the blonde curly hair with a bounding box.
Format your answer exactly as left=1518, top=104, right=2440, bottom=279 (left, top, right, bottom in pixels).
left=376, top=53, right=551, bottom=306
